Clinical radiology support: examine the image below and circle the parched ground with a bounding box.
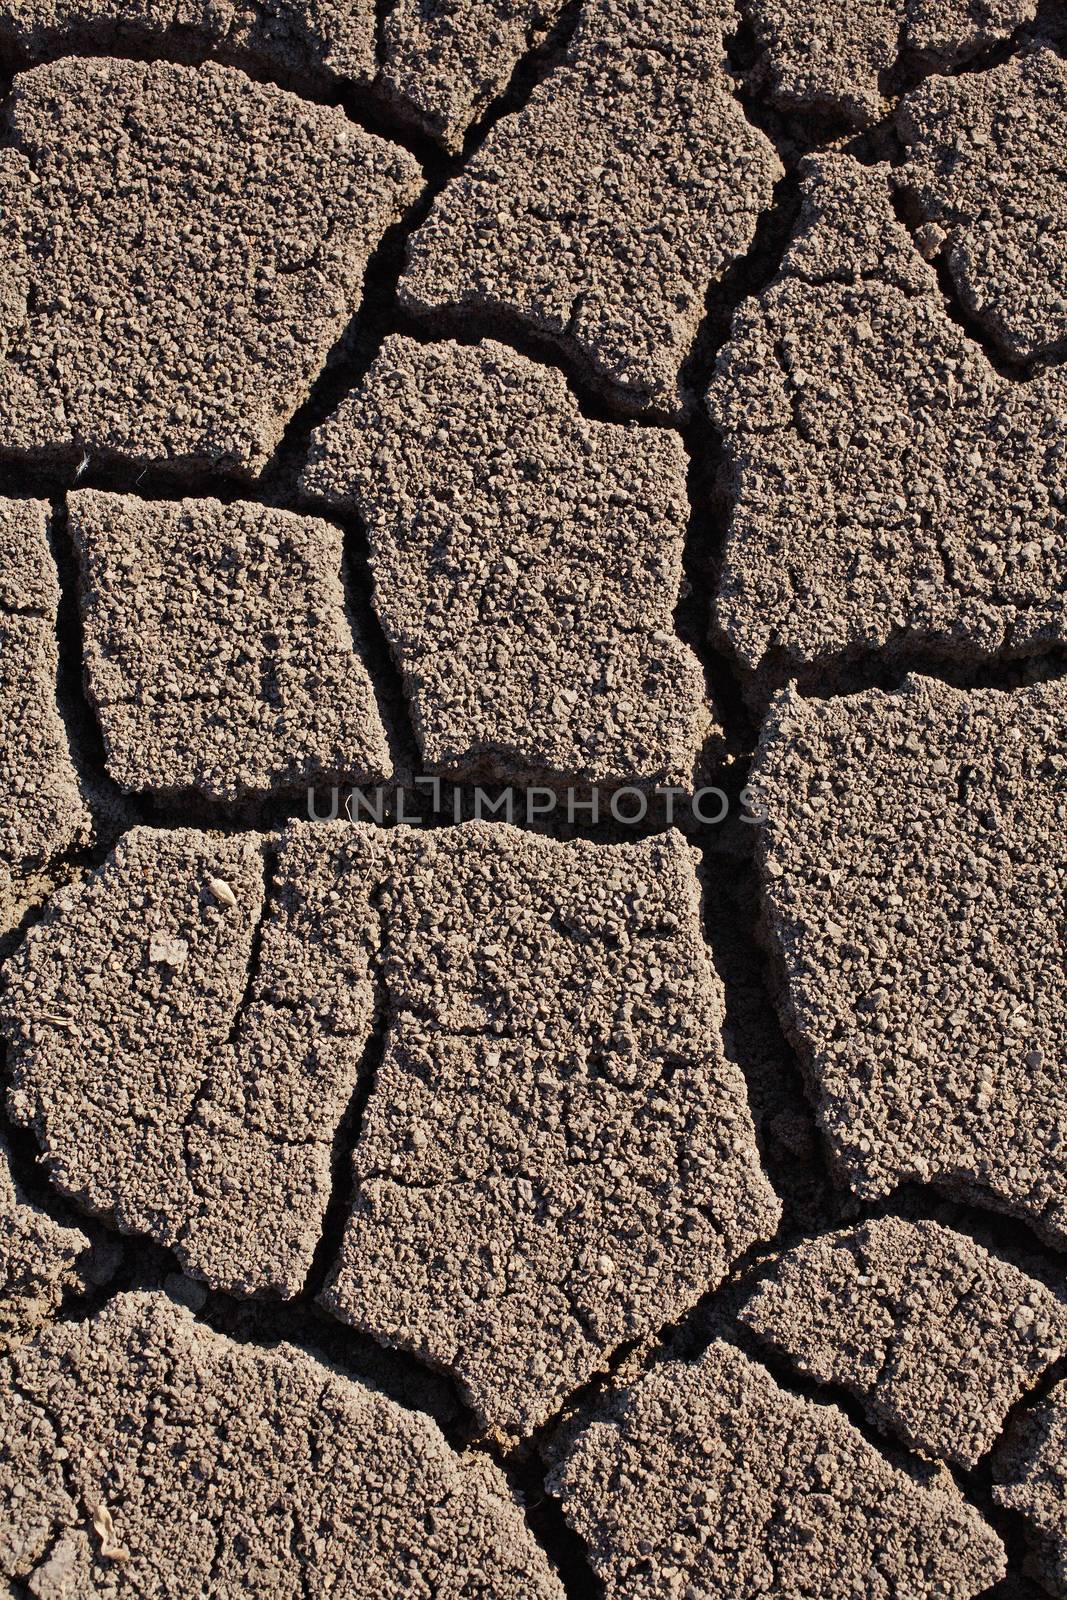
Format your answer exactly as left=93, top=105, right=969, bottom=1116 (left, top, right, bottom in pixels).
left=0, top=1, right=1065, bottom=1596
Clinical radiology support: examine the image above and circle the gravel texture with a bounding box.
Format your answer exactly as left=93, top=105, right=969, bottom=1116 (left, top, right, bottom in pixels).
left=548, top=1338, right=1007, bottom=1598
left=0, top=0, right=239, bottom=57
left=746, top=0, right=1036, bottom=126
left=2, top=821, right=778, bottom=1418
left=740, top=1215, right=1067, bottom=1467
left=0, top=0, right=569, bottom=156
left=0, top=12, right=1064, bottom=1595
left=709, top=154, right=1067, bottom=702
left=0, top=498, right=90, bottom=906
left=302, top=336, right=714, bottom=787
left=400, top=0, right=782, bottom=418
left=0, top=1289, right=564, bottom=1596
left=71, top=490, right=391, bottom=802
left=897, top=47, right=1067, bottom=365
left=0, top=57, right=420, bottom=474
left=750, top=673, right=1067, bottom=1245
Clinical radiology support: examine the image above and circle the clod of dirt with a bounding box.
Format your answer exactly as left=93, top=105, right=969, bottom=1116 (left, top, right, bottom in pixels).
left=994, top=1379, right=1067, bottom=1598
left=740, top=1215, right=1067, bottom=1467
left=71, top=490, right=391, bottom=803
left=0, top=498, right=91, bottom=911
left=548, top=1338, right=1006, bottom=1598
left=302, top=336, right=715, bottom=788
left=0, top=1136, right=110, bottom=1339
left=897, top=47, right=1067, bottom=364
left=745, top=0, right=1035, bottom=127
left=749, top=673, right=1067, bottom=1246
left=0, top=1289, right=564, bottom=1596
left=1, top=825, right=388, bottom=1298
left=379, top=0, right=567, bottom=151
left=708, top=155, right=1067, bottom=702
left=0, top=57, right=420, bottom=475
left=400, top=0, right=782, bottom=418
left=322, top=822, right=780, bottom=1432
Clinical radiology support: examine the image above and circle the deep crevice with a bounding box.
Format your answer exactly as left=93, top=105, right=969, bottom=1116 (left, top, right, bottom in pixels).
left=46, top=497, right=148, bottom=847
left=675, top=173, right=802, bottom=752
left=885, top=9, right=1067, bottom=101
left=453, top=0, right=583, bottom=163
left=334, top=506, right=421, bottom=780
left=746, top=639, right=1067, bottom=718
left=491, top=1443, right=605, bottom=1600
left=300, top=877, right=390, bottom=1311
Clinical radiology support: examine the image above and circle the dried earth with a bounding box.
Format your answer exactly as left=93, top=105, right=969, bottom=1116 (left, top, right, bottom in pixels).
left=0, top=0, right=1064, bottom=1595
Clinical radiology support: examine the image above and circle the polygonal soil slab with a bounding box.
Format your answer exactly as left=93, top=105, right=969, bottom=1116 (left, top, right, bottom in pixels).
left=302, top=337, right=714, bottom=787
left=746, top=0, right=1035, bottom=127
left=71, top=490, right=391, bottom=803
left=0, top=1136, right=104, bottom=1338
left=708, top=155, right=1067, bottom=700
left=0, top=1290, right=564, bottom=1597
left=898, top=47, right=1067, bottom=364
left=548, top=1339, right=1006, bottom=1599
left=1, top=824, right=389, bottom=1298
left=400, top=0, right=782, bottom=417
left=995, top=1379, right=1067, bottom=1598
left=0, top=57, right=420, bottom=474
left=0, top=498, right=90, bottom=887
left=740, top=1216, right=1067, bottom=1467
left=322, top=822, right=780, bottom=1432
left=750, top=673, right=1067, bottom=1245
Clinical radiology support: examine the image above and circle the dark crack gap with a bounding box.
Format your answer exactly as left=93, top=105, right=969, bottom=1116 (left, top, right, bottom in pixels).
left=488, top=1442, right=605, bottom=1600
left=885, top=6, right=1067, bottom=102
left=453, top=0, right=583, bottom=163
left=372, top=0, right=400, bottom=72
left=697, top=847, right=850, bottom=1242
left=750, top=640, right=1067, bottom=718
left=0, top=1041, right=124, bottom=1309
left=46, top=496, right=148, bottom=847
left=335, top=505, right=421, bottom=780
left=676, top=173, right=801, bottom=754
left=724, top=0, right=873, bottom=161
left=260, top=0, right=591, bottom=496
left=300, top=875, right=391, bottom=1312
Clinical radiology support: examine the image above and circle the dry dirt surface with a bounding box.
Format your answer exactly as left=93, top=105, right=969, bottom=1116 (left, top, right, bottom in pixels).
left=0, top=0, right=1064, bottom=1596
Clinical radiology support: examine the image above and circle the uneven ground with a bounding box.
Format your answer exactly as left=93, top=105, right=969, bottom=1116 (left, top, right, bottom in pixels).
left=0, top=0, right=1065, bottom=1595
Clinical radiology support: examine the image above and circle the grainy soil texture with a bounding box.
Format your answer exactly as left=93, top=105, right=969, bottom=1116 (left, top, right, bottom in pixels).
left=0, top=0, right=1065, bottom=1596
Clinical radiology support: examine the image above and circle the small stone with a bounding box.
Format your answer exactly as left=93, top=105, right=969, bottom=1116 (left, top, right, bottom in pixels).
left=148, top=933, right=188, bottom=969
